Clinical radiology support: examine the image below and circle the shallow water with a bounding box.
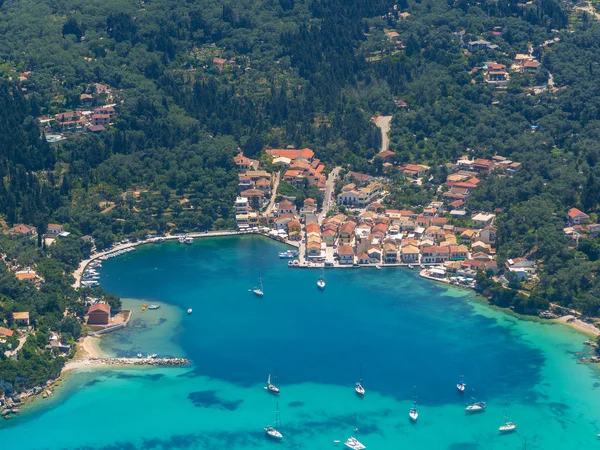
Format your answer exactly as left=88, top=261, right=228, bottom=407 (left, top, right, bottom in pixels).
left=1, top=236, right=599, bottom=449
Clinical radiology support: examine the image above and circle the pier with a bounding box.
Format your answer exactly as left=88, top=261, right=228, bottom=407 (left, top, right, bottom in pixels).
left=82, top=357, right=190, bottom=367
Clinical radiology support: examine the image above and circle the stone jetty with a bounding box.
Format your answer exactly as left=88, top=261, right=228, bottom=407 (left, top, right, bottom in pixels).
left=87, top=357, right=190, bottom=367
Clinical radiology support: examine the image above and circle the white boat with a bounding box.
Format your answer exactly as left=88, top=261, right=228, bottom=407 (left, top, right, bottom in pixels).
left=317, top=270, right=325, bottom=289
left=187, top=308, right=193, bottom=314
left=409, top=388, right=419, bottom=422
left=344, top=414, right=366, bottom=449
left=355, top=364, right=365, bottom=396
left=457, top=375, right=466, bottom=392
left=355, top=382, right=365, bottom=396
left=184, top=236, right=193, bottom=244
left=344, top=437, right=366, bottom=450
left=147, top=304, right=160, bottom=310
left=465, top=390, right=486, bottom=413
left=279, top=249, right=297, bottom=259
left=264, top=402, right=283, bottom=440
left=498, top=402, right=517, bottom=433
left=264, top=374, right=280, bottom=394
left=253, top=275, right=264, bottom=297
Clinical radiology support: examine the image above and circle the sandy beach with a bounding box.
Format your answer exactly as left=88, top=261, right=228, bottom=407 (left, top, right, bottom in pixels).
left=554, top=315, right=600, bottom=338
left=62, top=336, right=107, bottom=372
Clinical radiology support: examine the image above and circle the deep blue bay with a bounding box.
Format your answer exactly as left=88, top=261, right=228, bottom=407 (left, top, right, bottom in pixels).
left=1, top=235, right=599, bottom=449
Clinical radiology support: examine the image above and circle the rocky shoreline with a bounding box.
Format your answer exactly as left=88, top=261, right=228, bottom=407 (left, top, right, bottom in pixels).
left=1, top=357, right=190, bottom=419
left=0, top=378, right=59, bottom=419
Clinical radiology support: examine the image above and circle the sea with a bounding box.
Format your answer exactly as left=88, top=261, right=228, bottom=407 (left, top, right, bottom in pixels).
left=1, top=235, right=599, bottom=449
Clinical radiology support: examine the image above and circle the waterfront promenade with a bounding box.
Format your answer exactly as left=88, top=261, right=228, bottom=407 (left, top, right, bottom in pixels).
left=73, top=230, right=299, bottom=288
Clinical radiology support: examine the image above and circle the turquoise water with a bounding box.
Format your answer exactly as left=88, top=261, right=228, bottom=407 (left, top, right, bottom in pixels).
left=1, top=235, right=600, bottom=449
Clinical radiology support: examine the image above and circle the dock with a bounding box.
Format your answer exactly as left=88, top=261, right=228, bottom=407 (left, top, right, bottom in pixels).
left=87, top=357, right=190, bottom=367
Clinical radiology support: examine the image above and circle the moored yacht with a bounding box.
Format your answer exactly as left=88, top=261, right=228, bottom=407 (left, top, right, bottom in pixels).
left=457, top=375, right=466, bottom=393
left=355, top=364, right=365, bottom=396
left=253, top=275, right=264, bottom=297
left=409, top=388, right=419, bottom=422
left=498, top=402, right=517, bottom=433
left=264, top=402, right=283, bottom=440
left=344, top=437, right=366, bottom=450
left=344, top=414, right=366, bottom=449
left=317, top=270, right=325, bottom=289
left=264, top=374, right=280, bottom=394
left=465, top=390, right=486, bottom=413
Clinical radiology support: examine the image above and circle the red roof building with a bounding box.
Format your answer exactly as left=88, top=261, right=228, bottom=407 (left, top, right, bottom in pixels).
left=87, top=303, right=111, bottom=325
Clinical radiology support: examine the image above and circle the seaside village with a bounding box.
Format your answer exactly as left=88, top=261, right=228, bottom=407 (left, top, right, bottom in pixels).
left=232, top=146, right=585, bottom=289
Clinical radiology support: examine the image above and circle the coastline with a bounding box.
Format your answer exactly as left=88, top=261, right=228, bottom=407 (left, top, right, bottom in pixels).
left=419, top=268, right=600, bottom=339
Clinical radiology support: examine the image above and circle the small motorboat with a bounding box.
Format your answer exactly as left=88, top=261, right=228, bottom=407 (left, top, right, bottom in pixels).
left=187, top=308, right=193, bottom=314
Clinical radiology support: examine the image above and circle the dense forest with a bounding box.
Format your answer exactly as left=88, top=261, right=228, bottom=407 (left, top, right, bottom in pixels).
left=1, top=0, right=600, bottom=390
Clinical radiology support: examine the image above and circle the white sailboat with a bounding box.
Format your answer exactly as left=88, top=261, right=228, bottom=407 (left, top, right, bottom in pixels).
left=317, top=270, right=326, bottom=289
left=409, top=387, right=419, bottom=422
left=498, top=402, right=517, bottom=433
left=253, top=275, right=264, bottom=297
left=355, top=364, right=365, bottom=396
left=344, top=413, right=366, bottom=449
left=465, top=390, right=486, bottom=413
left=264, top=402, right=283, bottom=440
left=264, top=374, right=280, bottom=394
left=457, top=374, right=466, bottom=393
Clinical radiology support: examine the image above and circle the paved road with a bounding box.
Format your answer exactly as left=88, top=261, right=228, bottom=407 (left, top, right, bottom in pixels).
left=320, top=166, right=341, bottom=221
left=265, top=171, right=281, bottom=215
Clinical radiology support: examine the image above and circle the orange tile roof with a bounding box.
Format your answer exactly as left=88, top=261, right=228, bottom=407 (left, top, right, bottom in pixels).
left=338, top=245, right=355, bottom=256
left=267, top=148, right=315, bottom=160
